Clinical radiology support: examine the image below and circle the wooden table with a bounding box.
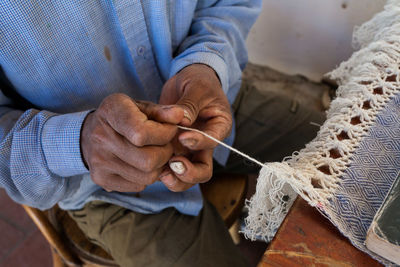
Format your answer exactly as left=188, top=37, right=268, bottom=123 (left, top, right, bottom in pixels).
left=259, top=197, right=383, bottom=266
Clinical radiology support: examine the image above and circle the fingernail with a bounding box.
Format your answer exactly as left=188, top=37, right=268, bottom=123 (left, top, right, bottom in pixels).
left=183, top=110, right=191, bottom=122
left=170, top=161, right=186, bottom=175
left=181, top=138, right=197, bottom=148
left=160, top=174, right=177, bottom=186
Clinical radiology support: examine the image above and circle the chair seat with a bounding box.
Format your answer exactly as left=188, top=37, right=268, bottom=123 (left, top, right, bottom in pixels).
left=200, top=173, right=248, bottom=228
left=49, top=207, right=117, bottom=267
left=48, top=174, right=248, bottom=266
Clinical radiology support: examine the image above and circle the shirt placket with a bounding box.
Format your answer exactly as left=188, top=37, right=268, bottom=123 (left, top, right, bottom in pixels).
left=114, top=0, right=163, bottom=102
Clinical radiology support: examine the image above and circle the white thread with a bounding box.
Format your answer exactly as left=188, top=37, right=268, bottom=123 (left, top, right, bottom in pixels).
left=177, top=125, right=267, bottom=168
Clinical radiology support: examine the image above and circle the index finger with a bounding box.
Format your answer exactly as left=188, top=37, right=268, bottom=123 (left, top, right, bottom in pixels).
left=135, top=101, right=184, bottom=124
left=102, top=95, right=178, bottom=146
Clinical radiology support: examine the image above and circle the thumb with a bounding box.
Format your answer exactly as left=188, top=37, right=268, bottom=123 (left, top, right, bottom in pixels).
left=175, top=89, right=202, bottom=126
left=136, top=100, right=184, bottom=124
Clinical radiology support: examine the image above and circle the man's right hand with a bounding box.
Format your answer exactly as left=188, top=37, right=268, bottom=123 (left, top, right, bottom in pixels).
left=80, top=93, right=183, bottom=192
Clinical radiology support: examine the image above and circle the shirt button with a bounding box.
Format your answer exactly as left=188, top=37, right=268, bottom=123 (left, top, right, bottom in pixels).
left=137, top=45, right=145, bottom=56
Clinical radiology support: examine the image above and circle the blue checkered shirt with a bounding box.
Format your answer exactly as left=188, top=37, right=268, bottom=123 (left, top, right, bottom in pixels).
left=0, top=1, right=261, bottom=215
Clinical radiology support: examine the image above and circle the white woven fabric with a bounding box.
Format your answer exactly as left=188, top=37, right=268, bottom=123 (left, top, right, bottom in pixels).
left=245, top=1, right=400, bottom=265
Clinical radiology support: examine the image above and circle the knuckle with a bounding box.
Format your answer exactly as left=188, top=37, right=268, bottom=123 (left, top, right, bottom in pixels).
left=99, top=95, right=117, bottom=113
left=102, top=180, right=113, bottom=190
left=90, top=125, right=107, bottom=145
left=167, top=185, right=181, bottom=192
left=141, top=161, right=156, bottom=173
left=99, top=93, right=130, bottom=120
left=96, top=108, right=108, bottom=122
left=87, top=155, right=102, bottom=169
left=91, top=171, right=106, bottom=187
left=88, top=148, right=110, bottom=164
left=140, top=152, right=158, bottom=172
left=132, top=184, right=146, bottom=192
left=131, top=128, right=146, bottom=147
left=140, top=169, right=158, bottom=185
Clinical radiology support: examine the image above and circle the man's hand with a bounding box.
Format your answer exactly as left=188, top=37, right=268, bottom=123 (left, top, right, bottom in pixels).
left=159, top=64, right=233, bottom=191
left=81, top=93, right=183, bottom=192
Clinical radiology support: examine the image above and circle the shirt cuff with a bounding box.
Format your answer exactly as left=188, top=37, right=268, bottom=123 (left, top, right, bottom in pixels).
left=169, top=51, right=229, bottom=95
left=41, top=110, right=92, bottom=177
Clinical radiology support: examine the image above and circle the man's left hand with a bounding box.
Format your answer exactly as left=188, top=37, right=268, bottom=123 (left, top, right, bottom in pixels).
left=159, top=64, right=232, bottom=191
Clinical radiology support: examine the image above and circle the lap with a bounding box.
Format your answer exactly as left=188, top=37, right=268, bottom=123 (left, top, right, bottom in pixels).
left=216, top=67, right=328, bottom=174
left=69, top=200, right=247, bottom=267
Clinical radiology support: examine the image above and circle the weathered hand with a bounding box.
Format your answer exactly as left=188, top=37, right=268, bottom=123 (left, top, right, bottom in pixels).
left=159, top=64, right=233, bottom=191
left=81, top=93, right=183, bottom=192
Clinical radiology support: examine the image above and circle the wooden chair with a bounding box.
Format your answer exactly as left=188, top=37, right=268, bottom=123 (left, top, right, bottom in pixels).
left=23, top=173, right=248, bottom=267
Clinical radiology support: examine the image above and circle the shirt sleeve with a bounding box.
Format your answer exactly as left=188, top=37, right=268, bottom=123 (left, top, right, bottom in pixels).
left=169, top=0, right=262, bottom=100
left=0, top=88, right=91, bottom=210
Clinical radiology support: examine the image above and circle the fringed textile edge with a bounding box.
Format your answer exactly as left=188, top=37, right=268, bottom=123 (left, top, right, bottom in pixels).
left=244, top=0, right=400, bottom=243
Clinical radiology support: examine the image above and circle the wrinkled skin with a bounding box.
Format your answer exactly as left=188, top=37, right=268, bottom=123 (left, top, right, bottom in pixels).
left=81, top=64, right=232, bottom=193
left=158, top=64, right=233, bottom=192
left=81, top=93, right=183, bottom=192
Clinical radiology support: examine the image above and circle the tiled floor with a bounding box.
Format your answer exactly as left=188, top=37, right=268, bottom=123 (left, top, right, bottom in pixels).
left=0, top=189, right=52, bottom=267
left=0, top=188, right=267, bottom=267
